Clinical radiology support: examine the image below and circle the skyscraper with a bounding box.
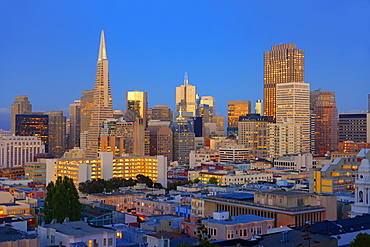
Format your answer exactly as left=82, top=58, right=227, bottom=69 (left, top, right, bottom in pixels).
left=148, top=105, right=172, bottom=121
left=86, top=30, right=114, bottom=157
left=264, top=44, right=304, bottom=118
left=227, top=100, right=251, bottom=137
left=170, top=114, right=195, bottom=165
left=69, top=100, right=81, bottom=149
left=80, top=89, right=94, bottom=133
left=176, top=73, right=197, bottom=117
left=126, top=91, right=148, bottom=124
left=310, top=90, right=338, bottom=155
left=11, top=96, right=32, bottom=134
left=276, top=82, right=310, bottom=152
left=255, top=100, right=262, bottom=115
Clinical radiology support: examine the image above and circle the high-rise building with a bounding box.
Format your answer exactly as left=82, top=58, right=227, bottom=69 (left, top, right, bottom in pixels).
left=148, top=105, right=172, bottom=121
left=264, top=44, right=304, bottom=118
left=199, top=96, right=216, bottom=122
left=86, top=30, right=114, bottom=157
left=227, top=100, right=251, bottom=137
left=276, top=82, right=310, bottom=152
left=310, top=90, right=338, bottom=155
left=148, top=125, right=173, bottom=162
left=255, top=100, right=262, bottom=115
left=339, top=113, right=370, bottom=143
left=69, top=100, right=81, bottom=149
left=176, top=73, right=197, bottom=117
left=211, top=116, right=225, bottom=137
left=0, top=136, right=45, bottom=168
left=46, top=111, right=66, bottom=157
left=15, top=113, right=49, bottom=152
left=11, top=96, right=32, bottom=134
left=238, top=114, right=273, bottom=150
left=126, top=91, right=148, bottom=124
left=170, top=115, right=195, bottom=165
left=269, top=119, right=303, bottom=158
left=80, top=89, right=94, bottom=133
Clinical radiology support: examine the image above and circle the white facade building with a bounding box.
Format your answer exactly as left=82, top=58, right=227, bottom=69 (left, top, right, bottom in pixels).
left=0, top=136, right=45, bottom=168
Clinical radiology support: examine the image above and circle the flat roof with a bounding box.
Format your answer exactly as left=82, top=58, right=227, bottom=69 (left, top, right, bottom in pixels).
left=204, top=214, right=274, bottom=225
left=41, top=221, right=115, bottom=236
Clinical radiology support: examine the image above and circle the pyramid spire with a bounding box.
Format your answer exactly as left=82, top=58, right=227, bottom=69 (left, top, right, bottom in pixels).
left=98, top=30, right=107, bottom=61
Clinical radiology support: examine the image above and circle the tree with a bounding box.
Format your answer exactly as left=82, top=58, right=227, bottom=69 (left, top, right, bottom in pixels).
left=44, top=176, right=82, bottom=223
left=349, top=233, right=370, bottom=247
left=208, top=177, right=218, bottom=185
left=194, top=178, right=200, bottom=184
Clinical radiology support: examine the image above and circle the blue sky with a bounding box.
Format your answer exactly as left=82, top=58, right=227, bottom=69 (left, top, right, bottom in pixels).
left=1, top=0, right=369, bottom=130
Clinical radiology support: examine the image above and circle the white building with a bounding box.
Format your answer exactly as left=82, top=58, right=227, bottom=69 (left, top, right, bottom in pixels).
left=276, top=82, right=310, bottom=152
left=273, top=152, right=314, bottom=170
left=0, top=136, right=45, bottom=168
left=38, top=221, right=116, bottom=247
left=219, top=147, right=249, bottom=163
left=189, top=150, right=219, bottom=168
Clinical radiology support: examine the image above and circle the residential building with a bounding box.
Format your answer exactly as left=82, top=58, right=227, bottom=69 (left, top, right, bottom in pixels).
left=0, top=167, right=24, bottom=179
left=11, top=95, right=32, bottom=134
left=86, top=30, right=114, bottom=157
left=176, top=72, right=197, bottom=117
left=227, top=100, right=251, bottom=137
left=189, top=150, right=219, bottom=168
left=45, top=152, right=167, bottom=187
left=181, top=211, right=274, bottom=241
left=263, top=43, right=304, bottom=118
left=310, top=89, right=338, bottom=155
left=135, top=196, right=181, bottom=217
left=38, top=221, right=116, bottom=247
left=0, top=226, right=39, bottom=247
left=0, top=136, right=45, bottom=168
left=141, top=214, right=184, bottom=233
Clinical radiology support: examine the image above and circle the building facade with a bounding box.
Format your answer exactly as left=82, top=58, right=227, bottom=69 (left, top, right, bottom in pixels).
left=11, top=95, right=32, bottom=135
left=170, top=116, right=195, bottom=165
left=339, top=113, right=370, bottom=143
left=310, top=90, right=338, bottom=155
left=263, top=43, right=304, bottom=118
left=0, top=136, right=45, bottom=168
left=126, top=91, right=148, bottom=124
left=176, top=73, right=197, bottom=117
left=227, top=100, right=251, bottom=137
left=86, top=30, right=114, bottom=157
left=69, top=100, right=81, bottom=149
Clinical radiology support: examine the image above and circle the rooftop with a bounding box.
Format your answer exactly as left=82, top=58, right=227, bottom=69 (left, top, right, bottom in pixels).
left=0, top=226, right=38, bottom=242
left=204, top=214, right=274, bottom=225
left=41, top=221, right=116, bottom=236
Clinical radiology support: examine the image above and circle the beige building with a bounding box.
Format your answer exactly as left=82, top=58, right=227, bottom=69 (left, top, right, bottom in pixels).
left=86, top=30, right=114, bottom=157
left=176, top=73, right=197, bottom=117
left=46, top=152, right=167, bottom=188
left=276, top=82, right=310, bottom=152
left=263, top=43, right=304, bottom=118
left=136, top=197, right=181, bottom=217
left=219, top=147, right=249, bottom=163
left=268, top=120, right=303, bottom=158
left=11, top=95, right=32, bottom=134
left=80, top=89, right=94, bottom=134
left=148, top=105, right=172, bottom=121
left=191, top=191, right=336, bottom=227
left=0, top=136, right=45, bottom=168
left=126, top=91, right=148, bottom=124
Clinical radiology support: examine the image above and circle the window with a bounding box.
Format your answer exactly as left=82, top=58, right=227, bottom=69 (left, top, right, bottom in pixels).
left=88, top=240, right=93, bottom=247
left=108, top=238, right=113, bottom=246
left=104, top=238, right=106, bottom=246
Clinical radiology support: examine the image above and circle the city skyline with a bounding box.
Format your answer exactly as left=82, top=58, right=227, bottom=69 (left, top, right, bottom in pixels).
left=1, top=1, right=369, bottom=130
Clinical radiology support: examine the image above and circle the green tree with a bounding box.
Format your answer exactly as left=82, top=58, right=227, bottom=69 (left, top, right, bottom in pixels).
left=196, top=224, right=218, bottom=247
left=193, top=178, right=200, bottom=184
left=44, top=176, right=82, bottom=223
left=208, top=177, right=218, bottom=185
left=136, top=174, right=153, bottom=187
left=349, top=233, right=370, bottom=247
